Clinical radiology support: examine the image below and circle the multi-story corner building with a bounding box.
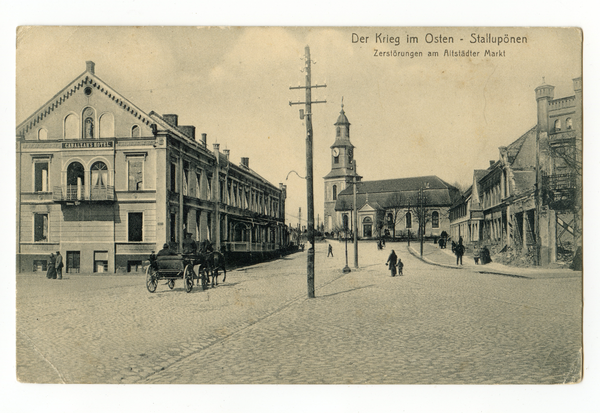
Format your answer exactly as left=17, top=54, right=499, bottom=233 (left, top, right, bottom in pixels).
left=16, top=61, right=287, bottom=274
left=450, top=77, right=582, bottom=264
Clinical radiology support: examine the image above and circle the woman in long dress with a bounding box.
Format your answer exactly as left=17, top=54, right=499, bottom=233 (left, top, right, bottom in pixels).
left=46, top=253, right=56, bottom=279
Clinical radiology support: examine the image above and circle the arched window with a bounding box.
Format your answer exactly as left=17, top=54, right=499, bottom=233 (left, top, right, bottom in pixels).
left=66, top=162, right=85, bottom=200
left=554, top=119, right=561, bottom=132
left=64, top=114, right=78, bottom=140
left=405, top=212, right=412, bottom=229
left=38, top=128, right=47, bottom=140
left=131, top=125, right=140, bottom=138
left=99, top=113, right=114, bottom=138
left=342, top=214, right=349, bottom=230
left=566, top=117, right=573, bottom=130
left=91, top=161, right=108, bottom=187
left=82, top=107, right=95, bottom=139
left=432, top=211, right=439, bottom=228
left=332, top=185, right=337, bottom=200
left=362, top=216, right=373, bottom=238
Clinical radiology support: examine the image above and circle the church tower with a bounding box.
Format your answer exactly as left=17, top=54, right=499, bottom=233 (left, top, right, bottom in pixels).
left=323, top=100, right=359, bottom=233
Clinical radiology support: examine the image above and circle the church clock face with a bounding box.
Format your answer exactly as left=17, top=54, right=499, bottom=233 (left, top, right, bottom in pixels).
left=332, top=148, right=339, bottom=157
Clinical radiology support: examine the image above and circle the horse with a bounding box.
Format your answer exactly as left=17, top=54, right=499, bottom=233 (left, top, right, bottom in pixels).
left=197, top=251, right=227, bottom=288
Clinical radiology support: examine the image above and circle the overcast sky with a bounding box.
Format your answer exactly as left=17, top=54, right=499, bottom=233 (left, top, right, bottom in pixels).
left=16, top=26, right=581, bottom=226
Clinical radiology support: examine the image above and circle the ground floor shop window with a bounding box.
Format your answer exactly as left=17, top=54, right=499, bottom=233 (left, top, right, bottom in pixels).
left=94, top=251, right=108, bottom=273
left=33, top=260, right=47, bottom=272
left=67, top=251, right=80, bottom=274
left=127, top=261, right=143, bottom=272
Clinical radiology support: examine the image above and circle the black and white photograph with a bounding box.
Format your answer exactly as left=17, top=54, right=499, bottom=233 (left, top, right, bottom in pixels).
left=4, top=9, right=598, bottom=413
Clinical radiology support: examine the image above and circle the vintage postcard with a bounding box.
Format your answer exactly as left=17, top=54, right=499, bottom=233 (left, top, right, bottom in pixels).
left=15, top=26, right=582, bottom=394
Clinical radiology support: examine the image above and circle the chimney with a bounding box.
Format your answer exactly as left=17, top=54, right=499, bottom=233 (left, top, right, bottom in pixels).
left=241, top=157, right=249, bottom=168
left=86, top=61, right=95, bottom=75
left=162, top=114, right=178, bottom=127
left=179, top=125, right=195, bottom=140
left=213, top=143, right=220, bottom=164
left=489, top=160, right=495, bottom=167
left=201, top=133, right=207, bottom=147
left=223, top=149, right=230, bottom=161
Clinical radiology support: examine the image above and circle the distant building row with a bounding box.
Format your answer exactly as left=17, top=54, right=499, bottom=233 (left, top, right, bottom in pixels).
left=17, top=62, right=288, bottom=274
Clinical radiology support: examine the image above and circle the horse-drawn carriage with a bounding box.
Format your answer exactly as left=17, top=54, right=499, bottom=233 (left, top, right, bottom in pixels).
left=145, top=251, right=226, bottom=293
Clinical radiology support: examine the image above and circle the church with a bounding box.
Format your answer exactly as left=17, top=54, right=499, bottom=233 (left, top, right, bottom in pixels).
left=323, top=104, right=460, bottom=239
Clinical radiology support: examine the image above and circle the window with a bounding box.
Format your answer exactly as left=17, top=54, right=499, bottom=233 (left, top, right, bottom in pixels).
left=34, top=213, right=48, bottom=242
left=183, top=166, right=189, bottom=196
left=342, top=214, right=349, bottom=230
left=91, top=161, right=108, bottom=187
left=170, top=213, right=177, bottom=243
left=170, top=162, right=177, bottom=192
left=333, top=185, right=337, bottom=201
left=99, top=113, right=114, bottom=138
left=38, top=128, right=47, bottom=140
left=196, top=171, right=202, bottom=199
left=128, top=157, right=143, bottom=191
left=127, top=261, right=143, bottom=273
left=34, top=161, right=49, bottom=192
left=566, top=117, right=573, bottom=129
left=334, top=155, right=339, bottom=164
left=131, top=125, right=140, bottom=138
left=66, top=251, right=80, bottom=274
left=66, top=162, right=85, bottom=200
left=128, top=212, right=143, bottom=242
left=554, top=119, right=561, bottom=132
left=432, top=211, right=439, bottom=228
left=33, top=260, right=47, bottom=272
left=94, top=251, right=108, bottom=273
left=405, top=212, right=412, bottom=229
left=64, top=114, right=78, bottom=140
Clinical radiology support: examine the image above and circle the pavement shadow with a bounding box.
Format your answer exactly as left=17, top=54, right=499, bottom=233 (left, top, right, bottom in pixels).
left=318, top=284, right=375, bottom=299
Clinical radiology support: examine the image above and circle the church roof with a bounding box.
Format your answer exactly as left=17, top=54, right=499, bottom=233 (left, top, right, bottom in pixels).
left=335, top=175, right=460, bottom=211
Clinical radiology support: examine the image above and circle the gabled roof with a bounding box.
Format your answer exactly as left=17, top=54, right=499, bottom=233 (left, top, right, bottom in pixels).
left=506, top=125, right=536, bottom=165
left=339, top=175, right=455, bottom=196
left=17, top=65, right=153, bottom=137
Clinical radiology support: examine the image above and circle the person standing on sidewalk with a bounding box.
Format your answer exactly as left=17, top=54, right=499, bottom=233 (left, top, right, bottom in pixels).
left=386, top=250, right=398, bottom=277
left=327, top=244, right=334, bottom=257
left=55, top=251, right=63, bottom=279
left=46, top=253, right=56, bottom=279
left=454, top=239, right=465, bottom=265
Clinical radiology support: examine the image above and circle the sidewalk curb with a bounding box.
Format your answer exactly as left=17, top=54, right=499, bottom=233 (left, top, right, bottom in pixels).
left=407, top=246, right=532, bottom=279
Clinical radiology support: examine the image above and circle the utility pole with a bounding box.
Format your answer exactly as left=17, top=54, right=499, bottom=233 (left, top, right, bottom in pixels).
left=290, top=45, right=326, bottom=298
left=419, top=187, right=425, bottom=257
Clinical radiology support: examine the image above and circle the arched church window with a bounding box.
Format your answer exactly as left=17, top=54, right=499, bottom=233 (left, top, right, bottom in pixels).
left=405, top=212, right=412, bottom=229
left=432, top=211, right=439, bottom=228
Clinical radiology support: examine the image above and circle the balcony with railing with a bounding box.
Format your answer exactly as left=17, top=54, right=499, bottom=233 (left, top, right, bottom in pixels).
left=542, top=173, right=577, bottom=211
left=53, top=185, right=115, bottom=203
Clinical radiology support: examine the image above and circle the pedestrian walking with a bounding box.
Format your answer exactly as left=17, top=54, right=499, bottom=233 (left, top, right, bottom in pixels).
left=397, top=258, right=404, bottom=276
left=46, top=253, right=56, bottom=279
left=55, top=251, right=63, bottom=279
left=473, top=248, right=480, bottom=264
left=327, top=244, right=333, bottom=257
left=454, top=239, right=465, bottom=265
left=386, top=250, right=398, bottom=277
left=481, top=246, right=492, bottom=265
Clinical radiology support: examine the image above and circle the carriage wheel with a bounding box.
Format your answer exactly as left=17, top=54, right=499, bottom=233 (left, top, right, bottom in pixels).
left=184, top=265, right=194, bottom=293
left=201, top=269, right=209, bottom=290
left=168, top=279, right=175, bottom=290
left=146, top=266, right=158, bottom=293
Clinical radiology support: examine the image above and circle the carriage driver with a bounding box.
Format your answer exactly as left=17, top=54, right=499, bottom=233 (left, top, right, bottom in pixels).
left=182, top=233, right=198, bottom=255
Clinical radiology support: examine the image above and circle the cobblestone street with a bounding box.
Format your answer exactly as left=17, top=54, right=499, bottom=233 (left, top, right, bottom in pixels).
left=16, top=241, right=582, bottom=385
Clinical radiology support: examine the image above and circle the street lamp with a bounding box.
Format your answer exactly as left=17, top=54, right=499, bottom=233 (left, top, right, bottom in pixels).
left=343, top=215, right=351, bottom=273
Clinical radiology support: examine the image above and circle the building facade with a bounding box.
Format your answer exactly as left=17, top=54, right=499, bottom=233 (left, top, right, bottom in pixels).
left=449, top=77, right=582, bottom=264
left=16, top=61, right=287, bottom=274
